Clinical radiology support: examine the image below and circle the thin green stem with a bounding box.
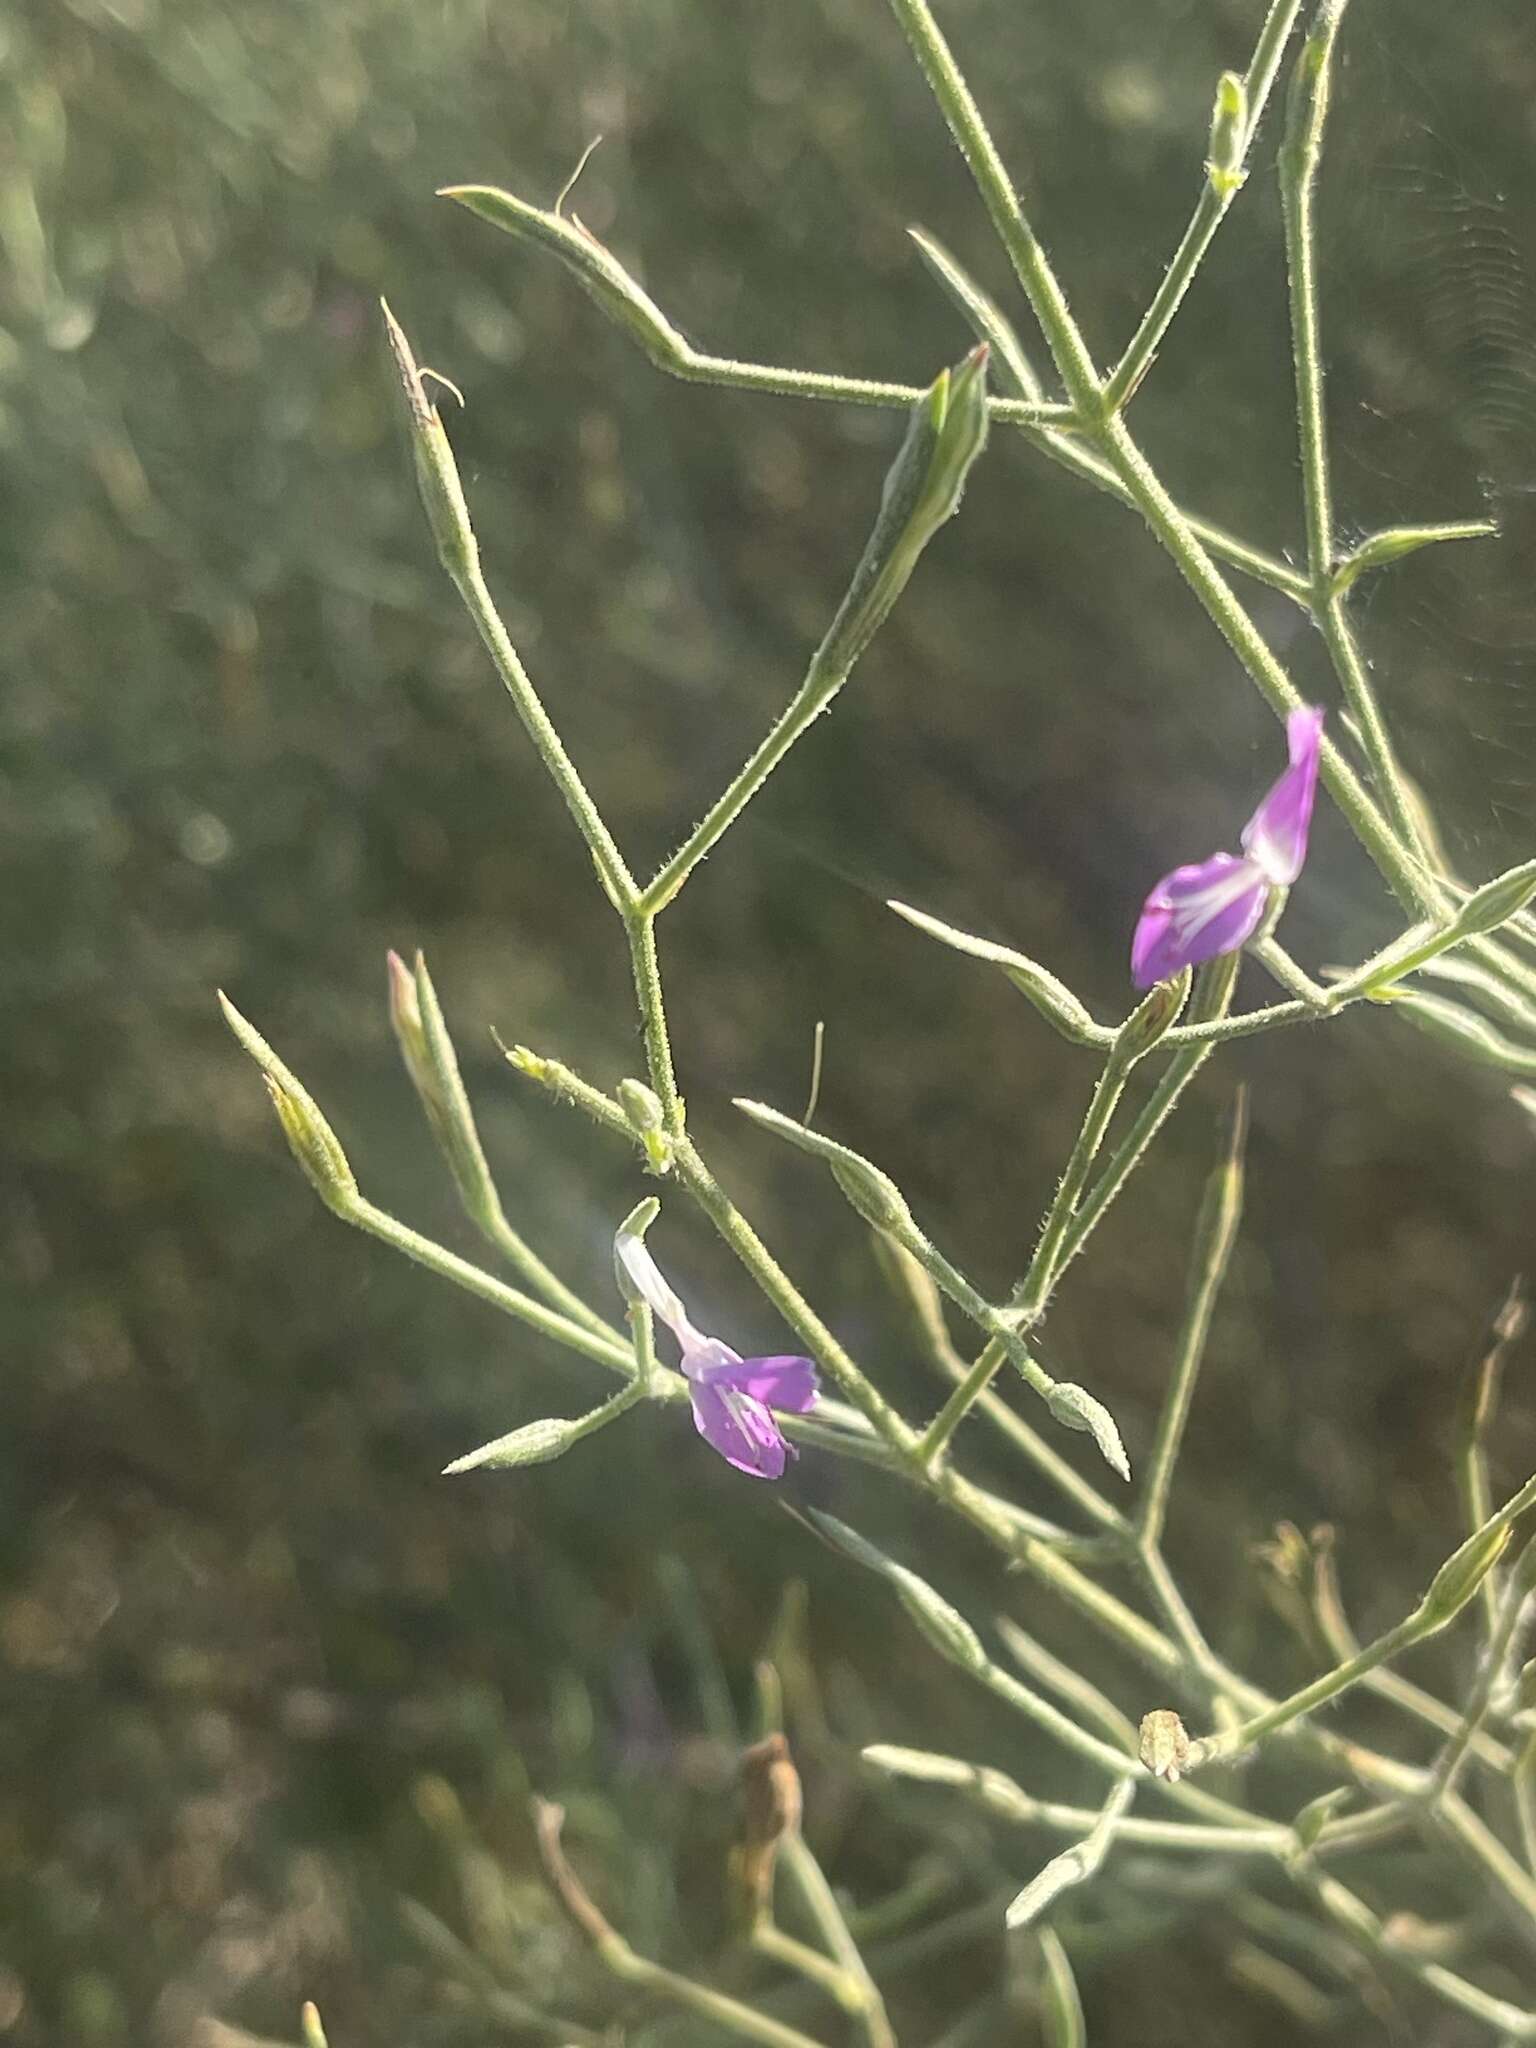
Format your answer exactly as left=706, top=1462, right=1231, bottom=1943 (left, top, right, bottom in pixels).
left=533, top=1802, right=829, bottom=2048
left=346, top=1196, right=632, bottom=1376
left=625, top=911, right=685, bottom=1131
left=454, top=563, right=637, bottom=913
left=1515, top=1732, right=1536, bottom=1875
left=1199, top=1611, right=1439, bottom=1764
left=875, top=1237, right=1124, bottom=1531
left=1289, top=1859, right=1536, bottom=2041
left=1137, top=1092, right=1246, bottom=1551
left=1456, top=1287, right=1525, bottom=1648
left=641, top=649, right=850, bottom=914
left=1435, top=1791, right=1536, bottom=1947
left=885, top=0, right=1437, bottom=919
left=884, top=0, right=1103, bottom=415
left=1103, top=0, right=1302, bottom=412
left=1309, top=1541, right=1515, bottom=1773
left=1429, top=1540, right=1536, bottom=1800
left=1202, top=1468, right=1536, bottom=1765
left=1055, top=954, right=1240, bottom=1281
left=1017, top=1052, right=1134, bottom=1318
left=778, top=1834, right=896, bottom=2048
left=750, top=1921, right=863, bottom=2017
left=1100, top=418, right=1437, bottom=915
left=1251, top=935, right=1330, bottom=1006
left=1279, top=2, right=1432, bottom=859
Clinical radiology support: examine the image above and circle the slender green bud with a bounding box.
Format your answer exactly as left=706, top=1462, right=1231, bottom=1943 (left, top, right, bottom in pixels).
left=1419, top=1519, right=1513, bottom=1627
left=498, top=1037, right=634, bottom=1139
left=439, top=183, right=690, bottom=370
left=1331, top=519, right=1497, bottom=595
left=444, top=1415, right=586, bottom=1473
left=380, top=300, right=479, bottom=584
left=891, top=1564, right=988, bottom=1673
left=1446, top=858, right=1536, bottom=941
left=1292, top=1786, right=1352, bottom=1849
left=907, top=225, right=1045, bottom=401
left=1046, top=1382, right=1131, bottom=1481
left=386, top=948, right=428, bottom=1074
left=1114, top=969, right=1191, bottom=1062
left=816, top=345, right=990, bottom=673
left=1006, top=1782, right=1133, bottom=1930
left=1510, top=1659, right=1536, bottom=1720
left=806, top=1512, right=985, bottom=1671
left=300, top=2004, right=329, bottom=2048
left=886, top=900, right=1104, bottom=1046
left=219, top=993, right=357, bottom=1214
left=617, top=1077, right=674, bottom=1175
left=388, top=951, right=500, bottom=1218
left=732, top=1098, right=916, bottom=1234
left=1206, top=71, right=1249, bottom=197
left=1386, top=990, right=1536, bottom=1077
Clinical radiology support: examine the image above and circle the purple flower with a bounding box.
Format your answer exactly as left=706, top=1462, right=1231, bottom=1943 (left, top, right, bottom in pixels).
left=1131, top=707, right=1324, bottom=989
left=615, top=1232, right=819, bottom=1480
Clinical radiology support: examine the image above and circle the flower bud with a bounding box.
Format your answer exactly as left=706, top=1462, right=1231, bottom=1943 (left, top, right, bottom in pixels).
left=618, top=1077, right=674, bottom=1175
left=1292, top=1786, right=1352, bottom=1849
left=891, top=1563, right=988, bottom=1673
left=380, top=301, right=479, bottom=585
left=1331, top=519, right=1496, bottom=595
left=219, top=993, right=357, bottom=1214
left=1114, top=968, right=1191, bottom=1062
left=389, top=951, right=500, bottom=1219
left=733, top=1098, right=916, bottom=1235
left=440, top=184, right=690, bottom=372
left=1387, top=990, right=1536, bottom=1077
left=443, top=1415, right=585, bottom=1473
left=1046, top=1381, right=1131, bottom=1481
left=1419, top=1520, right=1512, bottom=1628
left=1206, top=71, right=1249, bottom=197
left=886, top=899, right=1104, bottom=1046
left=1446, top=858, right=1536, bottom=941
left=816, top=346, right=990, bottom=674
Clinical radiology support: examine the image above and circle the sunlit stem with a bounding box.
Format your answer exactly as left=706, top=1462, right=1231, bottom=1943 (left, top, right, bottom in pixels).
left=1455, top=1282, right=1528, bottom=1644
left=884, top=0, right=1440, bottom=926
left=1279, top=2, right=1432, bottom=863
left=1103, top=0, right=1303, bottom=413
left=345, top=1196, right=633, bottom=1377
left=777, top=1834, right=896, bottom=2048
left=1055, top=954, right=1240, bottom=1282
left=1137, top=1091, right=1247, bottom=1552
left=640, top=645, right=855, bottom=915
left=1428, top=1538, right=1536, bottom=1802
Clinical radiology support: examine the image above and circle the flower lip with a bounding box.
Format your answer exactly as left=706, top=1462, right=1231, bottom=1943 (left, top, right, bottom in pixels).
left=1131, top=851, right=1269, bottom=990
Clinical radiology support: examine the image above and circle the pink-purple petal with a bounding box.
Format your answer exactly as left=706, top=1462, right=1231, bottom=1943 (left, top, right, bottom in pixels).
left=1241, top=706, right=1324, bottom=886
left=698, top=1353, right=819, bottom=1412
left=689, top=1381, right=790, bottom=1479
left=1131, top=852, right=1270, bottom=988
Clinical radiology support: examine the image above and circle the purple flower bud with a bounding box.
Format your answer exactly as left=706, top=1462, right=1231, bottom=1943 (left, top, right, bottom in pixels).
left=1131, top=708, right=1324, bottom=988
left=614, top=1233, right=819, bottom=1480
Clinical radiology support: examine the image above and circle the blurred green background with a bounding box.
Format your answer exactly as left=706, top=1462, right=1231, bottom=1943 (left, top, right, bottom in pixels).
left=6, top=0, right=1536, bottom=2040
